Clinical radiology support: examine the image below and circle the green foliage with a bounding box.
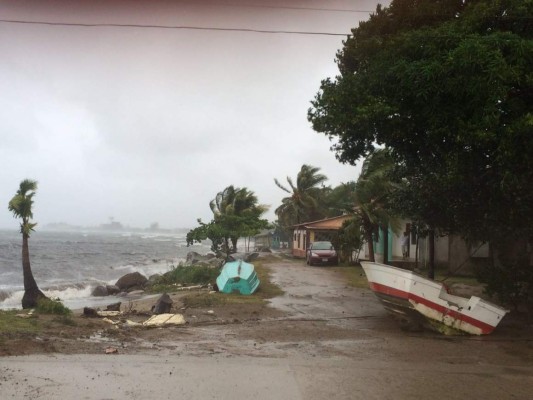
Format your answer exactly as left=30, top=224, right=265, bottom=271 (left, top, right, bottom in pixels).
left=156, top=265, right=220, bottom=286
left=309, top=0, right=533, bottom=302
left=35, top=298, right=71, bottom=316
left=323, top=181, right=357, bottom=217
left=336, top=218, right=364, bottom=262
left=353, top=150, right=400, bottom=261
left=188, top=186, right=269, bottom=253
left=309, top=0, right=533, bottom=240
left=186, top=219, right=226, bottom=252
left=8, top=179, right=38, bottom=236
left=476, top=252, right=533, bottom=310
left=274, top=164, right=330, bottom=233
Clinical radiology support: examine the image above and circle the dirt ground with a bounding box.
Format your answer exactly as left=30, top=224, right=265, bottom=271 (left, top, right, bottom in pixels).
left=2, top=253, right=533, bottom=399
left=2, top=252, right=532, bottom=361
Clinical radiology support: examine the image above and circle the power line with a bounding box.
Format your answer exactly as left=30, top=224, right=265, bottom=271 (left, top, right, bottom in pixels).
left=174, top=1, right=374, bottom=13
left=0, top=19, right=351, bottom=36
left=168, top=0, right=373, bottom=13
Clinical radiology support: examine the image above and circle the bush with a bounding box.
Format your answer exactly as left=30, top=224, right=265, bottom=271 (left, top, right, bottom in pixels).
left=35, top=298, right=71, bottom=316
left=155, top=265, right=220, bottom=286
left=477, top=258, right=533, bottom=311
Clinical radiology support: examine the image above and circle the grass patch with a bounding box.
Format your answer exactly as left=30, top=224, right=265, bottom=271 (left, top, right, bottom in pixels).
left=330, top=263, right=370, bottom=289
left=0, top=310, right=40, bottom=335
left=36, top=298, right=72, bottom=316
left=332, top=262, right=482, bottom=289
left=148, top=265, right=220, bottom=293
left=182, top=257, right=284, bottom=308
left=254, top=258, right=285, bottom=299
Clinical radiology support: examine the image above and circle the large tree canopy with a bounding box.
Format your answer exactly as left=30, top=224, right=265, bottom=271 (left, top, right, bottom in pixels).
left=309, top=0, right=533, bottom=243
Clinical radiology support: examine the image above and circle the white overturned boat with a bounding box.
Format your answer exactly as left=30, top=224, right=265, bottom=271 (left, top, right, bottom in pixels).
left=361, top=261, right=508, bottom=335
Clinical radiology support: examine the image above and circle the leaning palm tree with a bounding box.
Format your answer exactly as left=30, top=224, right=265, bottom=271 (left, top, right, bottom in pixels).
left=274, top=164, right=328, bottom=226
left=8, top=179, right=47, bottom=309
left=353, top=150, right=400, bottom=263
left=210, top=185, right=268, bottom=252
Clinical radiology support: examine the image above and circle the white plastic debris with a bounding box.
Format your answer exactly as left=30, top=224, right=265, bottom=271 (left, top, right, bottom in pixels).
left=142, top=313, right=186, bottom=327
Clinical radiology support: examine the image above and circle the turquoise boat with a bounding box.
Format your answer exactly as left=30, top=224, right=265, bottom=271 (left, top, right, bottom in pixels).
left=216, top=260, right=260, bottom=295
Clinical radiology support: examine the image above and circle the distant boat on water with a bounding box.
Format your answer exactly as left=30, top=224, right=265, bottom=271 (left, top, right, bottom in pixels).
left=361, top=261, right=508, bottom=335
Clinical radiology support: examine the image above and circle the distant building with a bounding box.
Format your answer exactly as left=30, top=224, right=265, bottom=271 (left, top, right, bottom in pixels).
left=364, top=220, right=490, bottom=275
left=100, top=221, right=123, bottom=231
left=291, top=215, right=352, bottom=258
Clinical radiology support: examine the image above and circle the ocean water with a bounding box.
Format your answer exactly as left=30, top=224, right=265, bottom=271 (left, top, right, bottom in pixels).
left=0, top=229, right=211, bottom=310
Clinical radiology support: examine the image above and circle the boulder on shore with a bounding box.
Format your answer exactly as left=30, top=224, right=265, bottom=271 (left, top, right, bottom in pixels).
left=187, top=251, right=219, bottom=265
left=152, top=293, right=173, bottom=314
left=92, top=285, right=108, bottom=297
left=83, top=307, right=98, bottom=317
left=106, top=285, right=120, bottom=295
left=106, top=302, right=122, bottom=311
left=115, top=272, right=148, bottom=291
left=145, top=274, right=162, bottom=288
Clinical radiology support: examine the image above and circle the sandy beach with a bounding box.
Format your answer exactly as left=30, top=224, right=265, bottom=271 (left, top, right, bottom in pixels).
left=1, top=254, right=532, bottom=399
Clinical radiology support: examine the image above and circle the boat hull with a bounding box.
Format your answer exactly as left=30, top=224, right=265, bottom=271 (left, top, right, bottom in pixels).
left=361, top=262, right=508, bottom=335
left=216, top=260, right=260, bottom=295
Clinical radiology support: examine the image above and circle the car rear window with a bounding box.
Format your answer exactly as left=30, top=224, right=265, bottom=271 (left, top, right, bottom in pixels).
left=312, top=242, right=333, bottom=250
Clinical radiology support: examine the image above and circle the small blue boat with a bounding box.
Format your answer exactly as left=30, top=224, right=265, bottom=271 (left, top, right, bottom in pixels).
left=216, top=260, right=260, bottom=295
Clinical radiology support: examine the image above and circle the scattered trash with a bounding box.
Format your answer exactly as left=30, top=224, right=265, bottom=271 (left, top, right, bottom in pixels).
left=142, top=313, right=186, bottom=327
left=83, top=308, right=122, bottom=318
left=105, top=347, right=118, bottom=354
left=174, top=285, right=204, bottom=291
left=97, top=311, right=122, bottom=317
left=123, top=320, right=142, bottom=327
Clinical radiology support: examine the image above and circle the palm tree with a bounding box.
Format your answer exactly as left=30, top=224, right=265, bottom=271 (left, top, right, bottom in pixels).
left=210, top=186, right=268, bottom=252
left=325, top=181, right=357, bottom=217
left=353, top=150, right=399, bottom=263
left=274, top=164, right=328, bottom=227
left=8, top=179, right=47, bottom=309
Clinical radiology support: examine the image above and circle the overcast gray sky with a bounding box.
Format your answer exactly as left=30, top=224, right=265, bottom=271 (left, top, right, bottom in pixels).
left=0, top=0, right=389, bottom=230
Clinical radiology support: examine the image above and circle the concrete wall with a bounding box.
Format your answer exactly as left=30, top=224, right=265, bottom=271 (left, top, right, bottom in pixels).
left=292, top=228, right=307, bottom=258
left=448, top=235, right=490, bottom=276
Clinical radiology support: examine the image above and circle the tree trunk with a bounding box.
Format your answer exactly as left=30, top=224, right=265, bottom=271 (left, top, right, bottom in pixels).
left=231, top=237, right=238, bottom=253
left=365, top=231, right=375, bottom=262
left=382, top=225, right=389, bottom=265
left=21, top=233, right=46, bottom=309
left=428, top=229, right=435, bottom=280
left=415, top=236, right=419, bottom=269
